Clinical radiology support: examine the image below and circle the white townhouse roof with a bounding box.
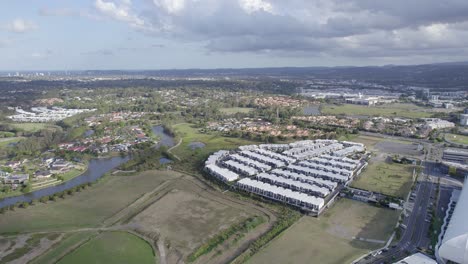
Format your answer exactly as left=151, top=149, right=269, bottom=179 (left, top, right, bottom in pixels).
left=205, top=164, right=239, bottom=182
left=259, top=144, right=290, bottom=151
left=287, top=143, right=344, bottom=160
left=333, top=145, right=365, bottom=157
left=308, top=157, right=356, bottom=170
left=223, top=160, right=258, bottom=176
left=205, top=150, right=229, bottom=165
left=238, top=145, right=259, bottom=151
left=253, top=149, right=296, bottom=164
left=287, top=164, right=349, bottom=182
left=288, top=140, right=318, bottom=148
left=256, top=172, right=329, bottom=197
left=315, top=139, right=339, bottom=144
left=298, top=161, right=353, bottom=176
left=237, top=178, right=324, bottom=209
left=439, top=184, right=468, bottom=264
left=271, top=169, right=338, bottom=190
left=230, top=154, right=272, bottom=171
left=241, top=150, right=286, bottom=167
left=321, top=154, right=360, bottom=165
left=283, top=143, right=326, bottom=156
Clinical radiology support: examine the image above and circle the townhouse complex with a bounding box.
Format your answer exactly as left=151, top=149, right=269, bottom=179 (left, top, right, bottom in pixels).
left=8, top=107, right=95, bottom=122
left=205, top=140, right=368, bottom=215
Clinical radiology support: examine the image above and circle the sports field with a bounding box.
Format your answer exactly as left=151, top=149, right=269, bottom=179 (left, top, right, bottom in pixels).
left=248, top=199, right=399, bottom=264
left=0, top=170, right=179, bottom=233
left=321, top=103, right=433, bottom=118
left=220, top=107, right=254, bottom=115
left=57, top=232, right=154, bottom=264
left=352, top=160, right=414, bottom=198
left=445, top=133, right=468, bottom=145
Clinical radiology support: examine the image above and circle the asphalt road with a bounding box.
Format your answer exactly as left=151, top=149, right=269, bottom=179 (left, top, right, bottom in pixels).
left=357, top=161, right=436, bottom=264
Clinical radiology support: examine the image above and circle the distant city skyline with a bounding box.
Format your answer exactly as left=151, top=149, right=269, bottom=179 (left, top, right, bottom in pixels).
left=2, top=0, right=468, bottom=70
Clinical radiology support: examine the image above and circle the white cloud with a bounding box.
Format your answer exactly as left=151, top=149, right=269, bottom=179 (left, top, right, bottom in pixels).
left=4, top=18, right=37, bottom=33
left=31, top=50, right=53, bottom=59
left=239, top=0, right=274, bottom=14
left=94, top=0, right=145, bottom=28
left=0, top=38, right=11, bottom=47
left=87, top=0, right=468, bottom=61
left=154, top=0, right=186, bottom=15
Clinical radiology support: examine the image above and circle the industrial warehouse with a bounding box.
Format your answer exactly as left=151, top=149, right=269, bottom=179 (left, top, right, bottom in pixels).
left=204, top=140, right=368, bottom=215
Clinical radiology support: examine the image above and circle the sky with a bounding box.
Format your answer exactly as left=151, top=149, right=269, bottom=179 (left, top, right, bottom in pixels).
left=2, top=0, right=468, bottom=70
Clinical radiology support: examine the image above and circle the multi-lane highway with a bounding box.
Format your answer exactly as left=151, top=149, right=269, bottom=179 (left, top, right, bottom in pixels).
left=351, top=132, right=464, bottom=264
left=357, top=161, right=436, bottom=264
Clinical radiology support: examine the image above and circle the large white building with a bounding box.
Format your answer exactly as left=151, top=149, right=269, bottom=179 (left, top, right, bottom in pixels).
left=438, top=183, right=468, bottom=264
left=423, top=118, right=456, bottom=130
left=460, top=114, right=468, bottom=126
left=204, top=140, right=367, bottom=214
left=394, top=253, right=436, bottom=264
left=443, top=148, right=468, bottom=164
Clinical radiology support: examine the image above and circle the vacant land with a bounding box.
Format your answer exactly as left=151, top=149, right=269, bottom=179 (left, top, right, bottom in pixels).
left=0, top=233, right=63, bottom=264
left=1, top=170, right=275, bottom=264
left=30, top=232, right=98, bottom=264
left=352, top=160, right=414, bottom=198
left=375, top=141, right=421, bottom=156
left=321, top=103, right=433, bottom=118
left=57, top=232, right=154, bottom=264
left=344, top=135, right=384, bottom=149
left=220, top=107, right=254, bottom=115
left=445, top=133, right=468, bottom=145
left=248, top=199, right=399, bottom=264
left=129, top=178, right=254, bottom=261
left=172, top=123, right=255, bottom=170
left=0, top=170, right=180, bottom=233
left=10, top=123, right=49, bottom=133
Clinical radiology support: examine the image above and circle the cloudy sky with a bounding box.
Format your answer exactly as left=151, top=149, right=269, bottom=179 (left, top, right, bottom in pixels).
left=2, top=0, right=468, bottom=70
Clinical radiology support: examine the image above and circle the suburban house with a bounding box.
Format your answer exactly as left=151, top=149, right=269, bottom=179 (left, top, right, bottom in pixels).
left=3, top=174, right=29, bottom=185
left=35, top=170, right=53, bottom=179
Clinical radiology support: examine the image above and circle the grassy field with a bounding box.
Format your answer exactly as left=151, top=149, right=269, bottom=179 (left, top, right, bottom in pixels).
left=248, top=199, right=399, bottom=264
left=352, top=160, right=414, bottom=198
left=57, top=231, right=154, bottom=264
left=445, top=133, right=468, bottom=145
left=10, top=123, right=49, bottom=132
left=0, top=170, right=179, bottom=233
left=60, top=168, right=86, bottom=181
left=342, top=134, right=411, bottom=151
left=172, top=123, right=256, bottom=170
left=342, top=134, right=384, bottom=149
left=30, top=232, right=98, bottom=264
left=220, top=107, right=254, bottom=115
left=321, top=103, right=433, bottom=118
left=0, top=137, right=23, bottom=148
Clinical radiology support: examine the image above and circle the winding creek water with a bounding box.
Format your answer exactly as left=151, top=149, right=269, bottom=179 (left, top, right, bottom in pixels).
left=152, top=125, right=175, bottom=148
left=0, top=125, right=175, bottom=209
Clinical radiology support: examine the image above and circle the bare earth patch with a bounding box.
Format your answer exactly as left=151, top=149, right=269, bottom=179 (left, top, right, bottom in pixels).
left=130, top=187, right=250, bottom=260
